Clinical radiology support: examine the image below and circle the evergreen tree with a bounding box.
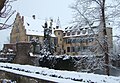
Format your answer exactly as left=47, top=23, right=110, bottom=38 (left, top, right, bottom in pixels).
left=41, top=19, right=55, bottom=56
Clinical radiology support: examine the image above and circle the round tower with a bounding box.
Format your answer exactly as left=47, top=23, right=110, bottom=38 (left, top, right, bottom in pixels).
left=54, top=18, right=64, bottom=55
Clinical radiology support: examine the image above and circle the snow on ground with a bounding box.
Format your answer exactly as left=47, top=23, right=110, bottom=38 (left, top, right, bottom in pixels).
left=0, top=62, right=120, bottom=83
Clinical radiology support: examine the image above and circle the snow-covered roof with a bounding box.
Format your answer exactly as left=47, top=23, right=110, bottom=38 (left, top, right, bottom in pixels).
left=23, top=16, right=56, bottom=37
left=63, top=23, right=99, bottom=37
left=24, top=16, right=44, bottom=36
left=64, top=21, right=100, bottom=31
left=54, top=27, right=64, bottom=31
left=63, top=21, right=114, bottom=37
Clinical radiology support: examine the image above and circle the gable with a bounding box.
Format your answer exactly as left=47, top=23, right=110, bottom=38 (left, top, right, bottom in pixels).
left=10, top=13, right=26, bottom=43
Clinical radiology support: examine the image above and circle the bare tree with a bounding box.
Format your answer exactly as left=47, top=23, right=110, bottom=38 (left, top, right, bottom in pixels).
left=0, top=0, right=16, bottom=30
left=70, top=0, right=120, bottom=75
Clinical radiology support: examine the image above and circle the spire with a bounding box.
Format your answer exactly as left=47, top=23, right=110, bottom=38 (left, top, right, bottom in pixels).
left=56, top=17, right=61, bottom=29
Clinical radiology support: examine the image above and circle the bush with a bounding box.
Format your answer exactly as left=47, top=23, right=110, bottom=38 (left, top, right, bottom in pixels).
left=39, top=55, right=76, bottom=71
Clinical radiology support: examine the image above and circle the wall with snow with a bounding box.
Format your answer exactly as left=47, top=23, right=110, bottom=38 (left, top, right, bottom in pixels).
left=0, top=62, right=120, bottom=83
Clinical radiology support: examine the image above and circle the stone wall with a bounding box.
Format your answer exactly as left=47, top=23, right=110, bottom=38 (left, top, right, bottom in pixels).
left=0, top=70, right=55, bottom=83
left=13, top=42, right=32, bottom=65
left=3, top=43, right=16, bottom=52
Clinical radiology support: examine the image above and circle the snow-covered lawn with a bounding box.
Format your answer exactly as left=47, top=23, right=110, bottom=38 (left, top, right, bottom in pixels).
left=0, top=62, right=120, bottom=83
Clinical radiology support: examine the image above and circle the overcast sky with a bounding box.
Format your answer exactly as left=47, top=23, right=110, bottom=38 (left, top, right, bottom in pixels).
left=11, top=0, right=74, bottom=26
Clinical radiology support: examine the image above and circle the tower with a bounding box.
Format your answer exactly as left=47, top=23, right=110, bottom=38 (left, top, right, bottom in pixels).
left=54, top=18, right=64, bottom=55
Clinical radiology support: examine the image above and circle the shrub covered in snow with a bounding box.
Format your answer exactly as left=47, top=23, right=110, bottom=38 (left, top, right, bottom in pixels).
left=38, top=54, right=120, bottom=75
left=39, top=55, right=76, bottom=71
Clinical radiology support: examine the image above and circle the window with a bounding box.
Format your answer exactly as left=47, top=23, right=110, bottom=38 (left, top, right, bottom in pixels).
left=77, top=46, right=81, bottom=52
left=66, top=39, right=71, bottom=43
left=72, top=31, right=75, bottom=35
left=60, top=38, right=62, bottom=41
left=88, top=38, right=94, bottom=42
left=69, top=26, right=72, bottom=29
left=77, top=31, right=80, bottom=35
left=88, top=28, right=93, bottom=34
left=75, top=46, right=79, bottom=52
left=86, top=38, right=89, bottom=44
left=78, top=46, right=83, bottom=51
left=71, top=47, right=75, bottom=52
left=63, top=33, right=66, bottom=36
left=82, top=29, right=86, bottom=34
left=71, top=39, right=76, bottom=43
left=76, top=38, right=82, bottom=43
left=64, top=39, right=66, bottom=43
left=82, top=38, right=87, bottom=43
left=30, top=36, right=33, bottom=41
left=58, top=32, right=60, bottom=35
left=67, top=47, right=70, bottom=52
left=67, top=32, right=70, bottom=36
left=83, top=46, right=86, bottom=50
left=81, top=46, right=83, bottom=51
left=36, top=36, right=39, bottom=40
left=64, top=50, right=66, bottom=53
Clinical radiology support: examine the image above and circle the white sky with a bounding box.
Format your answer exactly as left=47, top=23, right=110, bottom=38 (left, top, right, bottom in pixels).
left=11, top=0, right=74, bottom=26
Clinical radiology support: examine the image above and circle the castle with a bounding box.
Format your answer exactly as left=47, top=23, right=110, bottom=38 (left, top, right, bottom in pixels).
left=10, top=13, right=112, bottom=56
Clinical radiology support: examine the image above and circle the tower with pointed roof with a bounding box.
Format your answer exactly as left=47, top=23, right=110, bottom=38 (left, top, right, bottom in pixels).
left=54, top=18, right=64, bottom=55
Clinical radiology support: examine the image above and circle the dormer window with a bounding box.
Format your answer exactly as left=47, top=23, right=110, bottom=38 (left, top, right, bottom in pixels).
left=69, top=26, right=72, bottom=29
left=77, top=31, right=80, bottom=35
left=65, top=27, right=68, bottom=30
left=88, top=28, right=93, bottom=34
left=63, top=33, right=66, bottom=36
left=82, top=29, right=86, bottom=34
left=72, top=31, right=76, bottom=35
left=56, top=26, right=59, bottom=29
left=67, top=32, right=70, bottom=36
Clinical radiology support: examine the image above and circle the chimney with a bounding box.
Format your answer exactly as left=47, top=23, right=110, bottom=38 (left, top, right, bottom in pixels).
left=32, top=15, right=35, bottom=19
